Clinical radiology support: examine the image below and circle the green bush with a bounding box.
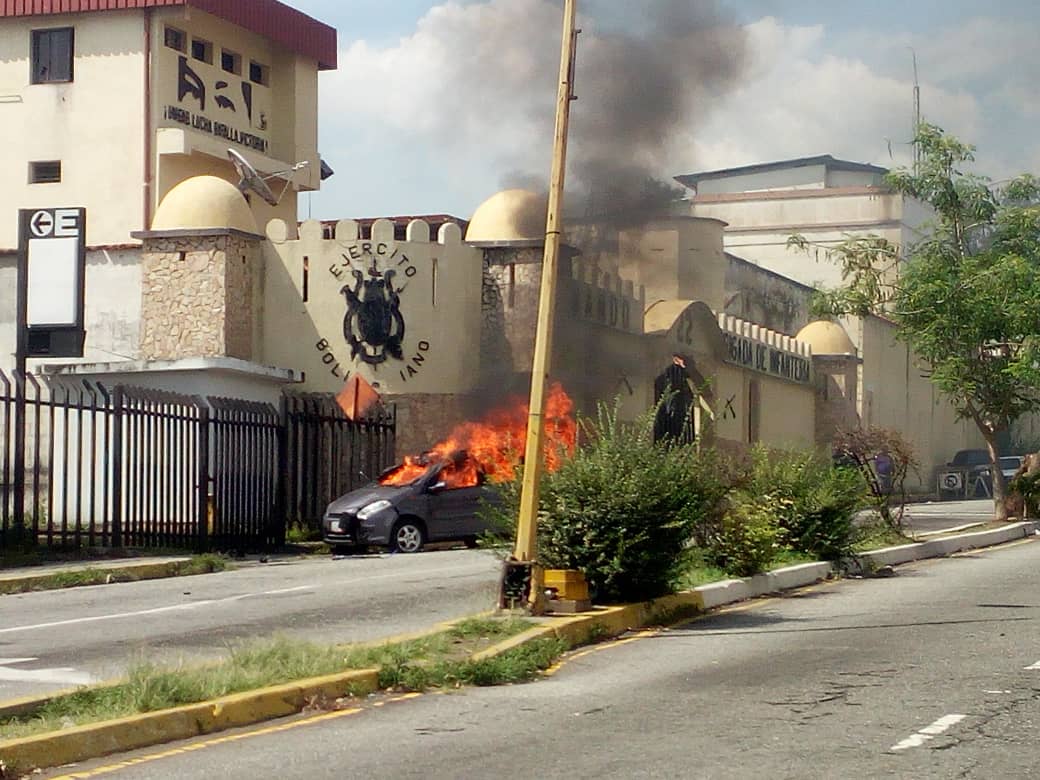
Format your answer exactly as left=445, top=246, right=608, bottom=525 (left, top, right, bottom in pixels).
left=489, top=401, right=732, bottom=603
left=706, top=494, right=784, bottom=577
left=733, top=446, right=866, bottom=562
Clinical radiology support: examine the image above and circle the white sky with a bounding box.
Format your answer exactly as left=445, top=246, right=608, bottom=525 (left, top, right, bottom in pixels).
left=288, top=0, right=1040, bottom=221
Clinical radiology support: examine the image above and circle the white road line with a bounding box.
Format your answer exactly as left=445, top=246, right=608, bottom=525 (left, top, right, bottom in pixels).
left=0, top=586, right=314, bottom=635
left=1025, top=660, right=1040, bottom=670
left=0, top=659, right=95, bottom=685
left=890, top=714, right=966, bottom=751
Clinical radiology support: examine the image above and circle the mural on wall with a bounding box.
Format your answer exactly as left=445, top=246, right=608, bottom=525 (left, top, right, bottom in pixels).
left=341, top=265, right=406, bottom=365
left=264, top=219, right=482, bottom=396
left=161, top=51, right=270, bottom=154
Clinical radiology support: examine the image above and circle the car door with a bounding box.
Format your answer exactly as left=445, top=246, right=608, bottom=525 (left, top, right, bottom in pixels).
left=427, top=483, right=484, bottom=540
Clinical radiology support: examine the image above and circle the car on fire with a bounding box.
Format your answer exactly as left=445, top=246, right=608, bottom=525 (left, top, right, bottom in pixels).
left=321, top=453, right=504, bottom=554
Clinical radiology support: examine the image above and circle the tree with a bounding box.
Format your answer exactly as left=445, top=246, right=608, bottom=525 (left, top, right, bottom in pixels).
left=790, top=124, right=1040, bottom=520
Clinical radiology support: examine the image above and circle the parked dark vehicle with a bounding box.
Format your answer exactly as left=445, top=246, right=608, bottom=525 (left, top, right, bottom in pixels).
left=322, top=460, right=502, bottom=553
left=936, top=448, right=1022, bottom=499
left=975, top=455, right=1025, bottom=497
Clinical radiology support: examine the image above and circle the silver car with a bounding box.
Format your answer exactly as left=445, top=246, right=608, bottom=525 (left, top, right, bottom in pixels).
left=322, top=462, right=502, bottom=553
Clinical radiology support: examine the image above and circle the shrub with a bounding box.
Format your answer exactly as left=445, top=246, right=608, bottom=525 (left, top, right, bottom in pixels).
left=731, top=446, right=866, bottom=563
left=832, top=426, right=918, bottom=529
left=705, top=494, right=784, bottom=577
left=489, top=401, right=733, bottom=603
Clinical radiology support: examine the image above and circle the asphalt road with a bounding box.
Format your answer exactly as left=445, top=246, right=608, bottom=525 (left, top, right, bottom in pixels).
left=900, top=498, right=997, bottom=535
left=48, top=535, right=1040, bottom=779
left=0, top=548, right=502, bottom=701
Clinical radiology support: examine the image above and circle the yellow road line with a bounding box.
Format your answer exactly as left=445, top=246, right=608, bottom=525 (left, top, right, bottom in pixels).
left=49, top=693, right=422, bottom=779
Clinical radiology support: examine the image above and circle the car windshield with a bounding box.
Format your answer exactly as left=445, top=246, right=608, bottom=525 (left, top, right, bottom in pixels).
left=999, top=457, right=1022, bottom=470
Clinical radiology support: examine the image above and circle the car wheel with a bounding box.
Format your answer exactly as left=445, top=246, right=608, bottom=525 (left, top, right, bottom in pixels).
left=390, top=520, right=426, bottom=553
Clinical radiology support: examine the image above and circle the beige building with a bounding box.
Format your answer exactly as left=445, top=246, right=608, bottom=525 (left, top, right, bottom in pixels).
left=679, top=155, right=983, bottom=483
left=0, top=0, right=335, bottom=371
left=0, top=0, right=333, bottom=248
left=0, top=2, right=982, bottom=492
left=682, top=155, right=931, bottom=294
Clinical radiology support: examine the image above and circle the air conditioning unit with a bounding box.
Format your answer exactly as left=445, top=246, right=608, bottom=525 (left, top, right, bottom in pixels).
left=939, top=471, right=963, bottom=491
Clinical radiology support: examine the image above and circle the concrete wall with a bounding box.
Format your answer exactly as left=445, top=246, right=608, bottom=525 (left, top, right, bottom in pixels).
left=857, top=315, right=982, bottom=489
left=150, top=7, right=317, bottom=232
left=0, top=11, right=147, bottom=247
left=695, top=164, right=829, bottom=195
left=263, top=218, right=484, bottom=397
left=0, top=248, right=140, bottom=374
left=691, top=188, right=911, bottom=292
left=614, top=217, right=727, bottom=311
left=724, top=254, right=814, bottom=335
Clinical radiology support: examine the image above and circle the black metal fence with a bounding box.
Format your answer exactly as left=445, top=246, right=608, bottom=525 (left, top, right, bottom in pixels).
left=0, top=372, right=396, bottom=553
left=283, top=393, right=397, bottom=532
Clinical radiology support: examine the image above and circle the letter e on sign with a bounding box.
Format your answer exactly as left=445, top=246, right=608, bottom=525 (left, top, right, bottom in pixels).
left=53, top=209, right=82, bottom=238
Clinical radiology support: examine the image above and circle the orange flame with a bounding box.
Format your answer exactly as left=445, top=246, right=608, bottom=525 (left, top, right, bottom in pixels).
left=379, top=383, right=577, bottom=488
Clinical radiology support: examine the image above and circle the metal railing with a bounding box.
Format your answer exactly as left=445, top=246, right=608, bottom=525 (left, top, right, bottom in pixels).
left=0, top=372, right=396, bottom=552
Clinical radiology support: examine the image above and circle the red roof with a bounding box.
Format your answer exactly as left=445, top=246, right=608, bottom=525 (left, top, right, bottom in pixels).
left=0, top=0, right=337, bottom=70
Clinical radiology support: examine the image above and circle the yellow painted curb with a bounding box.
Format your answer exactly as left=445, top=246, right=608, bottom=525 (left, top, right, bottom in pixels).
left=0, top=668, right=378, bottom=773
left=0, top=560, right=194, bottom=595
left=471, top=590, right=705, bottom=661
left=0, top=591, right=705, bottom=774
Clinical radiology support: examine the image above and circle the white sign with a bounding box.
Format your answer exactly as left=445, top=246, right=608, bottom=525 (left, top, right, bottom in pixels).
left=27, top=237, right=80, bottom=326
left=21, top=207, right=85, bottom=328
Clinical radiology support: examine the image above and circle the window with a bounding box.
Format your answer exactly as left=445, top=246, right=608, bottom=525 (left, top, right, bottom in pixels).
left=248, top=60, right=269, bottom=86
left=164, top=26, right=186, bottom=52
left=29, top=160, right=62, bottom=184
left=221, top=48, right=241, bottom=75
left=191, top=37, right=212, bottom=64
left=31, top=28, right=74, bottom=84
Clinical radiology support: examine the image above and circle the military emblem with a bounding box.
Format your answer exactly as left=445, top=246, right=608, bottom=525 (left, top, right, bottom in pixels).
left=341, top=265, right=406, bottom=365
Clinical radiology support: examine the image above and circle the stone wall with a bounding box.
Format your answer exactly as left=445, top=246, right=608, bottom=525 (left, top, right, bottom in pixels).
left=223, top=234, right=258, bottom=361
left=390, top=393, right=478, bottom=458
left=140, top=233, right=259, bottom=361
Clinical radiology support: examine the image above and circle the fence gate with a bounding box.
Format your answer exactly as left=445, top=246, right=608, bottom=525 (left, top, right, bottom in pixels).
left=209, top=397, right=283, bottom=551
left=112, top=386, right=208, bottom=550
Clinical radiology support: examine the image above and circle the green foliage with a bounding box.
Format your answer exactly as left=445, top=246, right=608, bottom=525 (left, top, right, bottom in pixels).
left=532, top=401, right=733, bottom=603
left=1009, top=470, right=1040, bottom=517
left=706, top=494, right=784, bottom=577
left=725, top=447, right=866, bottom=563
left=790, top=124, right=1040, bottom=513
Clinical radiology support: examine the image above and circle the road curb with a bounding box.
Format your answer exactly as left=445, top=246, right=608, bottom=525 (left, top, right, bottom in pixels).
left=0, top=669, right=378, bottom=773
left=0, top=559, right=197, bottom=595
left=1, top=522, right=1034, bottom=774
left=856, top=521, right=1036, bottom=569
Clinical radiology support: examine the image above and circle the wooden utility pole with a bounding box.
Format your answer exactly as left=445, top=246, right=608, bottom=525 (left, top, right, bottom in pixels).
left=509, top=0, right=578, bottom=613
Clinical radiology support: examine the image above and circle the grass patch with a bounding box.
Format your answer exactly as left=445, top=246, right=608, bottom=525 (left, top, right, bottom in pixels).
left=0, top=617, right=538, bottom=741
left=852, top=522, right=914, bottom=552
left=0, top=554, right=228, bottom=596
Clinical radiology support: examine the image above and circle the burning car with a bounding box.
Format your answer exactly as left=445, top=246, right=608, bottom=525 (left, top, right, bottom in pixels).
left=322, top=452, right=503, bottom=553
left=323, top=383, right=577, bottom=554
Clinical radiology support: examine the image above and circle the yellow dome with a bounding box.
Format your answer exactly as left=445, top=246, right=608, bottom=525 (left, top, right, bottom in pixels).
left=152, top=176, right=259, bottom=234
left=466, top=189, right=547, bottom=242
left=796, top=320, right=856, bottom=355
